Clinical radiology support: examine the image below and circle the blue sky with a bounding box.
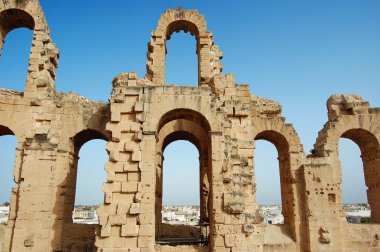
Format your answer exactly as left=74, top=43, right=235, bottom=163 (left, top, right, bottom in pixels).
left=0, top=0, right=379, bottom=206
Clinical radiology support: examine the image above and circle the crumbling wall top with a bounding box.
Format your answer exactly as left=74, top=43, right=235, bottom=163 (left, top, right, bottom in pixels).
left=326, top=94, right=369, bottom=120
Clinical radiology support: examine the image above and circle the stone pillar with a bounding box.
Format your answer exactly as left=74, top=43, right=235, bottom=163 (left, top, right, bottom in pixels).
left=146, top=31, right=165, bottom=85
left=200, top=155, right=209, bottom=222
left=10, top=138, right=58, bottom=251
left=50, top=150, right=79, bottom=250
left=209, top=131, right=224, bottom=251
left=155, top=151, right=163, bottom=237
left=303, top=158, right=346, bottom=252
left=137, top=133, right=156, bottom=250
left=96, top=84, right=156, bottom=251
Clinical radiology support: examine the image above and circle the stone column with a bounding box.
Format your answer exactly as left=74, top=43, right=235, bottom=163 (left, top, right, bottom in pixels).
left=155, top=151, right=163, bottom=237
left=200, top=154, right=209, bottom=222
left=11, top=137, right=58, bottom=251
left=209, top=131, right=224, bottom=251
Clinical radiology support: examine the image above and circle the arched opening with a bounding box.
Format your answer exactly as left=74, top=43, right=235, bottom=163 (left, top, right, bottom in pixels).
left=73, top=139, right=108, bottom=223
left=155, top=109, right=211, bottom=246
left=165, top=20, right=200, bottom=86
left=254, top=130, right=295, bottom=237
left=165, top=31, right=198, bottom=86
left=0, top=126, right=17, bottom=226
left=70, top=130, right=108, bottom=224
left=339, top=129, right=380, bottom=223
left=254, top=140, right=284, bottom=224
left=161, top=140, right=200, bottom=225
left=0, top=9, right=34, bottom=91
left=62, top=130, right=108, bottom=251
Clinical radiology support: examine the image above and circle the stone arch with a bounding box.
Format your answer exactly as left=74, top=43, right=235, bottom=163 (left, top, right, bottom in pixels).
left=0, top=125, right=15, bottom=136
left=160, top=122, right=209, bottom=157
left=157, top=119, right=209, bottom=216
left=313, top=115, right=380, bottom=158
left=157, top=108, right=212, bottom=133
left=252, top=117, right=305, bottom=241
left=340, top=128, right=380, bottom=223
left=252, top=118, right=305, bottom=155
left=0, top=0, right=59, bottom=98
left=71, top=128, right=109, bottom=192
left=62, top=129, right=110, bottom=223
left=73, top=129, right=109, bottom=153
left=145, top=9, right=223, bottom=86
left=59, top=128, right=110, bottom=250
left=145, top=95, right=221, bottom=134
left=155, top=110, right=212, bottom=242
left=313, top=115, right=380, bottom=223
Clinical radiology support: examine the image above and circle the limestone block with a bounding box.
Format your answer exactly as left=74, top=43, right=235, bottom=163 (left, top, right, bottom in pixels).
left=128, top=172, right=140, bottom=182
left=137, top=214, right=154, bottom=225
left=98, top=215, right=108, bottom=226
left=111, top=111, right=121, bottom=122
left=109, top=151, right=119, bottom=162
left=140, top=171, right=154, bottom=184
left=130, top=203, right=141, bottom=215
left=134, top=101, right=144, bottom=112
left=134, top=131, right=143, bottom=141
left=131, top=151, right=142, bottom=162
left=136, top=112, right=146, bottom=123
left=105, top=193, right=112, bottom=204
left=214, top=213, right=225, bottom=224
left=102, top=182, right=122, bottom=193
left=100, top=225, right=111, bottom=237
left=130, top=122, right=141, bottom=132
left=123, top=162, right=139, bottom=172
left=105, top=162, right=124, bottom=173
left=138, top=225, right=154, bottom=236
left=122, top=182, right=138, bottom=193
left=109, top=214, right=127, bottom=225
left=138, top=235, right=153, bottom=248
left=121, top=224, right=139, bottom=237
left=117, top=203, right=129, bottom=214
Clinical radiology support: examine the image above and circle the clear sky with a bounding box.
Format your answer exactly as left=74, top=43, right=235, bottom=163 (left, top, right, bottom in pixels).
left=0, top=0, right=379, bottom=206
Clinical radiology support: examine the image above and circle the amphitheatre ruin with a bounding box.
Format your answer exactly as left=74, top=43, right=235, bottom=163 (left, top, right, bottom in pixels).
left=0, top=0, right=380, bottom=251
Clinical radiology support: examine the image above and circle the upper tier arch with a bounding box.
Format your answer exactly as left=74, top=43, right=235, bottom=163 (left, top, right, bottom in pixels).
left=145, top=8, right=223, bottom=86
left=0, top=0, right=59, bottom=98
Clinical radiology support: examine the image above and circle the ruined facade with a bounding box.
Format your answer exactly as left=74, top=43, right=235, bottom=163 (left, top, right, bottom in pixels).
left=0, top=1, right=380, bottom=251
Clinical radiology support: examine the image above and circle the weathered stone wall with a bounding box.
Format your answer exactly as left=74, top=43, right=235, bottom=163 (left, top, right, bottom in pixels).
left=0, top=1, right=379, bottom=251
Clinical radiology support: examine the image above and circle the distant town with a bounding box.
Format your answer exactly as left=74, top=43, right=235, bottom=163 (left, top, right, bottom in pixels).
left=0, top=202, right=371, bottom=225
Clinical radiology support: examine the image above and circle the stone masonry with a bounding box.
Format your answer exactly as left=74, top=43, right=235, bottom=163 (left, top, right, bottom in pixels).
left=0, top=1, right=380, bottom=251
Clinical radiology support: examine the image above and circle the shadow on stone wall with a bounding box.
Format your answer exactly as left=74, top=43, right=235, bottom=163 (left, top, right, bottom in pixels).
left=62, top=223, right=97, bottom=252
left=159, top=223, right=206, bottom=239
